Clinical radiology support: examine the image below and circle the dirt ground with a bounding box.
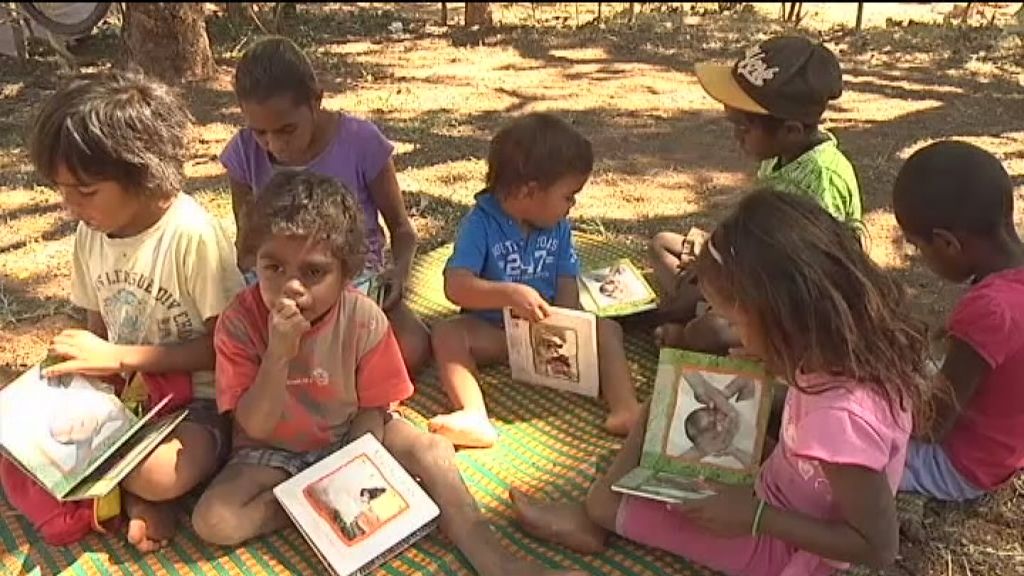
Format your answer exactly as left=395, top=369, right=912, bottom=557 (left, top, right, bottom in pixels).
left=1, top=2, right=1023, bottom=575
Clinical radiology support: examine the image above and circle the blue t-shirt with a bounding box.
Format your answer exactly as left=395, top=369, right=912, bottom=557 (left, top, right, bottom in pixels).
left=446, top=191, right=580, bottom=325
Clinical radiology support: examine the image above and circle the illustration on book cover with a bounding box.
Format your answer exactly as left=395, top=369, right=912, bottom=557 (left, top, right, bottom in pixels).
left=304, top=454, right=410, bottom=546
left=666, top=370, right=763, bottom=470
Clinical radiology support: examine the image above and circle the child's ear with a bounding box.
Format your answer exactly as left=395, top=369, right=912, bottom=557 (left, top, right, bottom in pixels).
left=523, top=181, right=542, bottom=198
left=931, top=229, right=963, bottom=255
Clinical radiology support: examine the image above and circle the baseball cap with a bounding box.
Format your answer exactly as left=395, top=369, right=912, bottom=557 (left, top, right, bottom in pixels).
left=694, top=36, right=843, bottom=124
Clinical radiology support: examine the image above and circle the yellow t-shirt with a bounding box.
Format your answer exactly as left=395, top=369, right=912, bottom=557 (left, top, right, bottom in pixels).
left=70, top=193, right=244, bottom=399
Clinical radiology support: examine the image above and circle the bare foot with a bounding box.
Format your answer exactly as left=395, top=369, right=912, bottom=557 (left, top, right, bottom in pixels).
left=604, top=404, right=642, bottom=437
left=654, top=322, right=687, bottom=349
left=509, top=487, right=607, bottom=554
left=124, top=493, right=176, bottom=553
left=428, top=410, right=498, bottom=448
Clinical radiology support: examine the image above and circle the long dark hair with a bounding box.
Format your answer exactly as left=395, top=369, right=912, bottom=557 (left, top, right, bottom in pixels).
left=693, top=189, right=936, bottom=427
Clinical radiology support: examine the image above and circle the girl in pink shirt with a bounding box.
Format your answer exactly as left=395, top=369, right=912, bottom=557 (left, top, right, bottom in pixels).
left=510, top=189, right=937, bottom=575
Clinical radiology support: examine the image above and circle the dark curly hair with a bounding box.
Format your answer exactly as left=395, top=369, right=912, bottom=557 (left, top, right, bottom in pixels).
left=692, top=189, right=938, bottom=428
left=486, top=112, right=593, bottom=196
left=28, top=69, right=192, bottom=200
left=245, top=170, right=366, bottom=279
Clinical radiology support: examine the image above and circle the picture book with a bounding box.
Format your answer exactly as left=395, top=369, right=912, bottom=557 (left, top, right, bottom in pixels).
left=273, top=433, right=440, bottom=576
left=578, top=258, right=658, bottom=317
left=0, top=364, right=187, bottom=501
left=503, top=306, right=600, bottom=398
left=612, top=349, right=774, bottom=503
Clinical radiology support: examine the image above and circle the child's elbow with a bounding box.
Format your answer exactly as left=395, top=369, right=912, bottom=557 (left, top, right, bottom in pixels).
left=443, top=275, right=466, bottom=306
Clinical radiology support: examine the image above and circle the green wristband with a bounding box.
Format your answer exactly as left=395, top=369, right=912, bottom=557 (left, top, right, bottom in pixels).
left=751, top=498, right=768, bottom=536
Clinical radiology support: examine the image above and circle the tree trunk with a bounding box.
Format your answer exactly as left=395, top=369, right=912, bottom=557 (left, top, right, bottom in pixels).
left=629, top=2, right=636, bottom=23
left=465, top=2, right=492, bottom=27
left=124, top=3, right=215, bottom=83
left=441, top=2, right=448, bottom=26
left=855, top=2, right=864, bottom=31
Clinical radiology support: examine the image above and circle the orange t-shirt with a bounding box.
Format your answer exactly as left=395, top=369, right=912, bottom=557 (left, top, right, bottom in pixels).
left=214, top=284, right=413, bottom=452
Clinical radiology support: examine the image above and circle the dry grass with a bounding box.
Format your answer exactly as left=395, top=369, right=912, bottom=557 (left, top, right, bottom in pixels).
left=1, top=3, right=1024, bottom=574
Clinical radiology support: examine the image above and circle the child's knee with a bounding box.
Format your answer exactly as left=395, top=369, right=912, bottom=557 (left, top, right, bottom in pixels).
left=407, top=430, right=458, bottom=467
left=649, top=231, right=680, bottom=258
left=683, top=314, right=736, bottom=355
left=192, top=493, right=248, bottom=547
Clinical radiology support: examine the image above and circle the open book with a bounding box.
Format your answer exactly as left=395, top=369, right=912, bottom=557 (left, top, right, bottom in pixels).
left=0, top=365, right=187, bottom=501
left=579, top=258, right=658, bottom=317
left=613, top=349, right=773, bottom=503
left=273, top=433, right=440, bottom=576
left=503, top=306, right=599, bottom=398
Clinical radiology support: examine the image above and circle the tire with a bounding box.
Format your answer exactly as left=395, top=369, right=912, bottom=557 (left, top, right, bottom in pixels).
left=17, top=2, right=111, bottom=37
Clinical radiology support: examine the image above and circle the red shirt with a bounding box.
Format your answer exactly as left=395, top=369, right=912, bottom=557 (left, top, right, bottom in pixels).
left=943, top=267, right=1024, bottom=490
left=214, top=285, right=413, bottom=452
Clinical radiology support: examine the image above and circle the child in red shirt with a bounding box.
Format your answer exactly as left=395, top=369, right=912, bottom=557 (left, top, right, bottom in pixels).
left=893, top=140, right=1024, bottom=501
left=191, top=170, right=579, bottom=576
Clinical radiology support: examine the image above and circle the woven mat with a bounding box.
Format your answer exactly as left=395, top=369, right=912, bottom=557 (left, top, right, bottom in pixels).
left=1, top=233, right=908, bottom=575
left=0, top=234, right=710, bottom=576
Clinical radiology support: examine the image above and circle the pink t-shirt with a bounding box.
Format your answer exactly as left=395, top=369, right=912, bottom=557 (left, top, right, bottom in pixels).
left=943, top=267, right=1024, bottom=490
left=220, top=114, right=394, bottom=269
left=758, top=373, right=912, bottom=575
left=617, top=372, right=912, bottom=576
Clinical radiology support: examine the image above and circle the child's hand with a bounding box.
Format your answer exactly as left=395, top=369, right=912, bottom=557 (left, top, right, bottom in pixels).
left=267, top=297, right=311, bottom=360
left=669, top=480, right=759, bottom=538
left=506, top=284, right=551, bottom=322
left=376, top=267, right=407, bottom=312
left=42, top=329, right=123, bottom=377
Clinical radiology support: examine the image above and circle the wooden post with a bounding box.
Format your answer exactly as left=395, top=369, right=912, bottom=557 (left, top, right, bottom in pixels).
left=597, top=2, right=602, bottom=22
left=441, top=2, right=447, bottom=26
left=855, top=2, right=864, bottom=31
left=629, top=2, right=636, bottom=23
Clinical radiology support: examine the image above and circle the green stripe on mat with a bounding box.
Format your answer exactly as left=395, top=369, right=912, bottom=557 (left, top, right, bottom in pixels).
left=0, top=233, right=706, bottom=575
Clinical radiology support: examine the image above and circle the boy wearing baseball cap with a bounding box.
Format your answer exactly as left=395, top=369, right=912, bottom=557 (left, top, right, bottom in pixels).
left=650, top=35, right=861, bottom=354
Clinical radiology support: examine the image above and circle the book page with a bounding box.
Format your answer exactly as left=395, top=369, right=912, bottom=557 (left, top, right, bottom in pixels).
left=504, top=307, right=600, bottom=397
left=273, top=434, right=440, bottom=576
left=0, top=366, right=137, bottom=497
left=579, top=259, right=657, bottom=317
left=642, top=350, right=773, bottom=484
left=65, top=409, right=188, bottom=501
left=664, top=370, right=762, bottom=471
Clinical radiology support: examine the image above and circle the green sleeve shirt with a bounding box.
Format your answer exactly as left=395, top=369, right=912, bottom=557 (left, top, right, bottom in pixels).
left=756, top=131, right=862, bottom=224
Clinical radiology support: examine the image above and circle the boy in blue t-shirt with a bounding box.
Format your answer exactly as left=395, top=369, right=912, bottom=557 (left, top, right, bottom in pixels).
left=430, top=113, right=641, bottom=449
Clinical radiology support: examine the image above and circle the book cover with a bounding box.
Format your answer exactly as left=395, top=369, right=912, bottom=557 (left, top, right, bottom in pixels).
left=273, top=433, right=440, bottom=576
left=503, top=306, right=600, bottom=398
left=0, top=364, right=184, bottom=500
left=613, top=349, right=774, bottom=503
left=578, top=258, right=658, bottom=317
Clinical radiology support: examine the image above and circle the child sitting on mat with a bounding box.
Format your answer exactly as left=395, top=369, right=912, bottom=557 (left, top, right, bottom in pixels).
left=649, top=35, right=861, bottom=355
left=191, top=170, right=580, bottom=576
left=893, top=141, right=1024, bottom=502
left=220, top=35, right=430, bottom=374
left=429, top=112, right=642, bottom=448
left=511, top=189, right=934, bottom=576
left=6, top=70, right=244, bottom=552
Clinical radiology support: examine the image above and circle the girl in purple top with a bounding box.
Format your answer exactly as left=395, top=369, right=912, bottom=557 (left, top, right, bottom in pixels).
left=510, top=190, right=941, bottom=576
left=220, top=36, right=429, bottom=373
